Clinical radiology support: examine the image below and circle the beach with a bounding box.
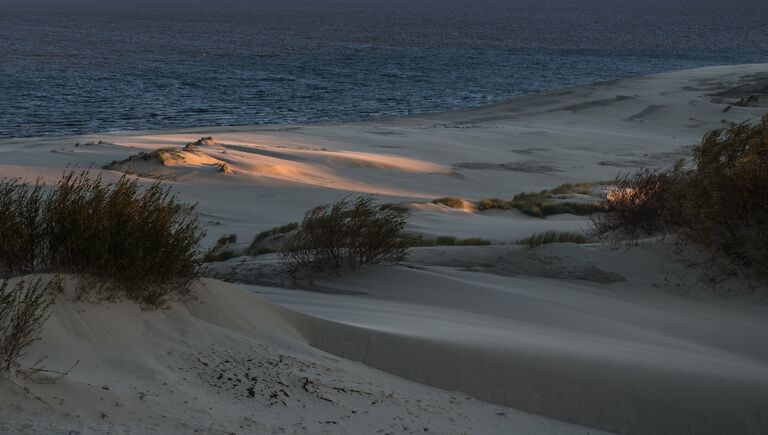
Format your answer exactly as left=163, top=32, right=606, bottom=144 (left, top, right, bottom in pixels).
left=1, top=64, right=768, bottom=434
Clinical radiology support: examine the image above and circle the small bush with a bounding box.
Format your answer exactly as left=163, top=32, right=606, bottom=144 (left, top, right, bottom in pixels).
left=591, top=165, right=686, bottom=237
left=592, top=115, right=768, bottom=275
left=280, top=196, right=409, bottom=276
left=432, top=197, right=466, bottom=209
left=517, top=231, right=589, bottom=248
left=683, top=115, right=768, bottom=273
left=0, top=278, right=53, bottom=371
left=44, top=171, right=204, bottom=306
left=0, top=171, right=204, bottom=308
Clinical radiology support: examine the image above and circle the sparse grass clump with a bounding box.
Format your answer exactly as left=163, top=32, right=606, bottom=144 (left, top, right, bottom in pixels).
left=476, top=182, right=609, bottom=218
left=510, top=189, right=602, bottom=218
left=246, top=222, right=299, bottom=256
left=280, top=196, right=409, bottom=276
left=432, top=197, right=466, bottom=209
left=517, top=231, right=589, bottom=248
left=204, top=234, right=241, bottom=262
left=0, top=171, right=204, bottom=308
left=0, top=278, right=53, bottom=371
left=252, top=223, right=299, bottom=245
left=477, top=198, right=513, bottom=211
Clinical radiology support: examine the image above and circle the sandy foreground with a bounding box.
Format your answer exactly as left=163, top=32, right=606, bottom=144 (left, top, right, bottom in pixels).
left=1, top=64, right=768, bottom=434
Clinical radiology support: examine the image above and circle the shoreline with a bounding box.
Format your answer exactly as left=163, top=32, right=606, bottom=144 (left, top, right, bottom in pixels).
left=3, top=62, right=766, bottom=144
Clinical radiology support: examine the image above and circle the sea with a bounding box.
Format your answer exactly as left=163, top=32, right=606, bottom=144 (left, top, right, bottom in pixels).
left=1, top=0, right=767, bottom=138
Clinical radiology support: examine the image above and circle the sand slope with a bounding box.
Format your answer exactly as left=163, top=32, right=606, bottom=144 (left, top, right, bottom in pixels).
left=248, top=242, right=768, bottom=434
left=1, top=277, right=601, bottom=434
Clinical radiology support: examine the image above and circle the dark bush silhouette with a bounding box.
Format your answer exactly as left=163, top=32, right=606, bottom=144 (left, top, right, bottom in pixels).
left=0, top=179, right=46, bottom=277
left=0, top=278, right=53, bottom=371
left=280, top=196, right=409, bottom=276
left=591, top=165, right=686, bottom=237
left=593, top=114, right=768, bottom=275
left=0, top=171, right=204, bottom=307
left=683, top=115, right=768, bottom=274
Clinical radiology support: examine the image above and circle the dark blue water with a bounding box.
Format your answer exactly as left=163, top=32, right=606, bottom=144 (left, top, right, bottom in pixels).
left=1, top=0, right=767, bottom=138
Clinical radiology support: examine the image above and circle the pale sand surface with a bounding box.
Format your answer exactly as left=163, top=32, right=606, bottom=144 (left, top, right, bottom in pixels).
left=1, top=64, right=768, bottom=434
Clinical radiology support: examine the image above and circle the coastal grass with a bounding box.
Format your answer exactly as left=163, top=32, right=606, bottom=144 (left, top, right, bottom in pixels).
left=476, top=181, right=612, bottom=217
left=517, top=231, right=589, bottom=247
left=246, top=222, right=299, bottom=257
left=0, top=278, right=53, bottom=371
left=0, top=171, right=204, bottom=308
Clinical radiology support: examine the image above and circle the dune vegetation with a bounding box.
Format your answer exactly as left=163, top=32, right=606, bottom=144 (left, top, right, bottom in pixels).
left=517, top=231, right=590, bottom=248
left=280, top=196, right=410, bottom=277
left=0, top=171, right=204, bottom=307
left=477, top=182, right=611, bottom=218
left=0, top=278, right=53, bottom=372
left=594, top=115, right=768, bottom=275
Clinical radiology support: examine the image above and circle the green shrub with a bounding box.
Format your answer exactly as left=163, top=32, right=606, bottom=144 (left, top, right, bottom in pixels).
left=0, top=278, right=53, bottom=371
left=593, top=115, right=768, bottom=275
left=517, top=231, right=589, bottom=247
left=683, top=115, right=768, bottom=273
left=0, top=171, right=204, bottom=308
left=280, top=196, right=409, bottom=276
left=432, top=197, right=466, bottom=209
left=0, top=178, right=46, bottom=277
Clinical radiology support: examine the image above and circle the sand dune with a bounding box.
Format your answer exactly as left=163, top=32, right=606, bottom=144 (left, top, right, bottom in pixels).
left=2, top=64, right=768, bottom=433
left=247, top=243, right=768, bottom=434
left=1, top=276, right=600, bottom=435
